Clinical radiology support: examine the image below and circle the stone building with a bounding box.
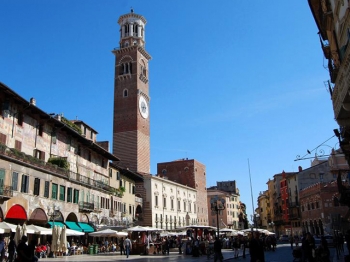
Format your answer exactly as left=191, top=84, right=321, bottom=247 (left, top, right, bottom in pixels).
left=300, top=181, right=349, bottom=235
left=157, top=159, right=209, bottom=225
left=0, top=82, right=121, bottom=235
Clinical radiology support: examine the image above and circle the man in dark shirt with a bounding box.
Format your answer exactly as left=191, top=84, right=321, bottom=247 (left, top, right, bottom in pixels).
left=17, top=235, right=31, bottom=262
left=214, top=237, right=223, bottom=262
left=249, top=231, right=265, bottom=262
left=8, top=235, right=16, bottom=262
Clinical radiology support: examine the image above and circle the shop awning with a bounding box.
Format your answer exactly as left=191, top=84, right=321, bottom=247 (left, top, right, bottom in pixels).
left=48, top=221, right=65, bottom=228
left=65, top=221, right=83, bottom=232
left=77, top=222, right=94, bottom=233
left=6, top=204, right=27, bottom=220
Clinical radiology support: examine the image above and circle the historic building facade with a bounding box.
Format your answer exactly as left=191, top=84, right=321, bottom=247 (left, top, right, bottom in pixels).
left=0, top=82, right=123, bottom=235
left=157, top=159, right=209, bottom=225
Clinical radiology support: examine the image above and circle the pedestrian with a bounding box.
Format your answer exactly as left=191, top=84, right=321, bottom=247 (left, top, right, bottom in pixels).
left=0, top=236, right=5, bottom=262
left=290, top=235, right=294, bottom=249
left=249, top=231, right=265, bottom=262
left=214, top=237, right=223, bottom=262
left=17, top=235, right=32, bottom=262
left=119, top=237, right=125, bottom=255
left=123, top=236, right=132, bottom=258
left=177, top=236, right=182, bottom=254
left=8, top=235, right=16, bottom=262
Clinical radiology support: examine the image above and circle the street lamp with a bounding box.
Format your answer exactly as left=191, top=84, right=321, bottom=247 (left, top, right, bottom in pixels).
left=269, top=221, right=275, bottom=232
left=47, top=204, right=61, bottom=227
left=210, top=195, right=226, bottom=238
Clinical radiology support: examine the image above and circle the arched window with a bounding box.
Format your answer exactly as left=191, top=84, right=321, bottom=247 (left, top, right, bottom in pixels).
left=123, top=89, right=128, bottom=97
left=133, top=24, right=138, bottom=36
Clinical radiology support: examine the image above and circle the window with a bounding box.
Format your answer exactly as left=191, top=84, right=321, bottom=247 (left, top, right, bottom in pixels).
left=163, top=197, right=166, bottom=208
left=129, top=182, right=131, bottom=193
left=123, top=89, right=128, bottom=97
left=15, top=140, right=21, bottom=151
left=129, top=205, right=132, bottom=215
left=38, top=125, right=43, bottom=136
left=155, top=195, right=158, bottom=207
left=77, top=146, right=81, bottom=156
left=17, top=113, right=23, bottom=126
left=88, top=151, right=91, bottom=161
left=109, top=168, right=112, bottom=178
left=12, top=172, right=18, bottom=191
left=20, top=175, right=29, bottom=193
left=0, top=133, right=6, bottom=145
left=171, top=199, right=174, bottom=210
left=51, top=184, right=58, bottom=200
left=34, top=149, right=45, bottom=160
left=67, top=188, right=72, bottom=203
left=33, top=178, right=40, bottom=196
left=73, top=189, right=79, bottom=204
left=132, top=185, right=135, bottom=194
left=178, top=200, right=181, bottom=211
left=183, top=201, right=186, bottom=212
left=59, top=185, right=65, bottom=201
left=117, top=171, right=120, bottom=180
left=44, top=181, right=49, bottom=198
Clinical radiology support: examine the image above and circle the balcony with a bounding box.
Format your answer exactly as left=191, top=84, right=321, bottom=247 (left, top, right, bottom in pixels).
left=135, top=196, right=143, bottom=204
left=0, top=145, right=69, bottom=178
left=79, top=201, right=94, bottom=213
left=0, top=185, right=13, bottom=200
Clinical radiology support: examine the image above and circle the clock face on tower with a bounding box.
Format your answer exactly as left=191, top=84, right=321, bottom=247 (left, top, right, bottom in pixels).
left=138, top=96, right=149, bottom=119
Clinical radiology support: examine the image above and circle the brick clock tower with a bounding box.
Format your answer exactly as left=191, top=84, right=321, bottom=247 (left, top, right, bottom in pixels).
left=112, top=9, right=151, bottom=173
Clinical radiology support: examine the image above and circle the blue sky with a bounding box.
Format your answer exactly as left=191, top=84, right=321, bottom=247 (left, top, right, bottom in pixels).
left=0, top=1, right=339, bottom=221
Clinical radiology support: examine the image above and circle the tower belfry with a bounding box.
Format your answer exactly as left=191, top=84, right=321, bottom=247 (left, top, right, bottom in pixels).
left=112, top=10, right=151, bottom=173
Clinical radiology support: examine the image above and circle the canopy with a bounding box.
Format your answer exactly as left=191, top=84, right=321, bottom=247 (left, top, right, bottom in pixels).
left=89, top=229, right=119, bottom=237
left=26, top=225, right=52, bottom=235
left=65, top=229, right=84, bottom=236
left=0, top=222, right=18, bottom=233
left=125, top=226, right=153, bottom=232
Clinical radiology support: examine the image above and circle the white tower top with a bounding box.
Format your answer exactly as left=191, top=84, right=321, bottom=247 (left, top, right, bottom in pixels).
left=118, top=9, right=147, bottom=49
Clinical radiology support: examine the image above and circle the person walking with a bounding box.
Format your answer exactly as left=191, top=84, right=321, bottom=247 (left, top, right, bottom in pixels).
left=119, top=237, right=125, bottom=255
left=17, top=235, right=32, bottom=262
left=177, top=236, right=182, bottom=254
left=8, top=235, right=16, bottom=262
left=214, top=237, right=223, bottom=262
left=123, top=236, right=132, bottom=258
left=249, top=231, right=265, bottom=262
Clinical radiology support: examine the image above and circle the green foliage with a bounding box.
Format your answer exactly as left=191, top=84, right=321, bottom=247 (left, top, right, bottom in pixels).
left=110, top=186, right=125, bottom=197
left=48, top=157, right=70, bottom=170
left=61, top=116, right=82, bottom=134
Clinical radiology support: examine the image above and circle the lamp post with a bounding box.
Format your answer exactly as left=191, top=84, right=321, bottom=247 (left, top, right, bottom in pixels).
left=47, top=204, right=61, bottom=227
left=210, top=195, right=226, bottom=238
left=269, top=221, right=275, bottom=232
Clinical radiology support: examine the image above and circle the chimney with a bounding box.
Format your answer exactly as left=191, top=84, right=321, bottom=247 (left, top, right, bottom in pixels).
left=298, top=166, right=302, bottom=172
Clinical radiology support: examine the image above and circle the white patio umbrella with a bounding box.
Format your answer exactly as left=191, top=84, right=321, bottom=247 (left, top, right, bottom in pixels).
left=125, top=226, right=150, bottom=232
left=26, top=225, right=52, bottom=235
left=14, top=224, right=22, bottom=245
left=60, top=226, right=67, bottom=254
left=51, top=226, right=57, bottom=252
left=65, top=229, right=84, bottom=236
left=22, top=224, right=27, bottom=236
left=89, top=229, right=119, bottom=237
left=116, top=231, right=128, bottom=237
left=56, top=226, right=62, bottom=252
left=0, top=222, right=17, bottom=233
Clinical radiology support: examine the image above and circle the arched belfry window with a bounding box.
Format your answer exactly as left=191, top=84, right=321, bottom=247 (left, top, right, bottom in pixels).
left=134, top=24, right=138, bottom=37
left=123, top=89, right=128, bottom=97
left=120, top=62, right=132, bottom=75
left=124, top=24, right=129, bottom=37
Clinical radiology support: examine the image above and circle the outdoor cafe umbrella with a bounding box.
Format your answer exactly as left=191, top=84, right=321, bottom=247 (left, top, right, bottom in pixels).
left=89, top=229, right=119, bottom=237
left=14, top=224, right=22, bottom=245
left=22, top=224, right=27, bottom=236
left=51, top=226, right=58, bottom=252
left=60, top=226, right=67, bottom=254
